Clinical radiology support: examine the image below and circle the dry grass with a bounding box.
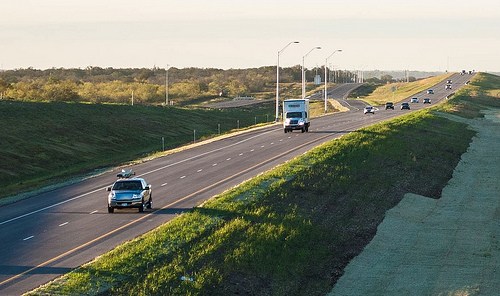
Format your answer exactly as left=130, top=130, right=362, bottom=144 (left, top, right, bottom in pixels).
left=363, top=74, right=453, bottom=105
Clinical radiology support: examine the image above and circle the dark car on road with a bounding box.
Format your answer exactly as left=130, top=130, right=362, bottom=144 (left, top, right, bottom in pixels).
left=107, top=177, right=152, bottom=213
left=401, top=102, right=410, bottom=110
left=385, top=102, right=394, bottom=110
left=423, top=98, right=431, bottom=104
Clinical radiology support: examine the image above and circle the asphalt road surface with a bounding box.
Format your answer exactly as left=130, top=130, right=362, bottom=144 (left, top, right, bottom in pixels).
left=306, top=83, right=364, bottom=101
left=0, top=73, right=472, bottom=295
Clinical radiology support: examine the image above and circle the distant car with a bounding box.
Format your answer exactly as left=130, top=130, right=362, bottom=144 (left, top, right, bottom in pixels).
left=401, top=102, right=410, bottom=110
left=107, top=177, right=152, bottom=213
left=446, top=79, right=453, bottom=84
left=410, top=97, right=419, bottom=103
left=445, top=84, right=452, bottom=90
left=423, top=98, right=431, bottom=104
left=364, top=106, right=375, bottom=114
left=385, top=102, right=394, bottom=110
left=427, top=89, right=434, bottom=94
left=117, top=169, right=135, bottom=178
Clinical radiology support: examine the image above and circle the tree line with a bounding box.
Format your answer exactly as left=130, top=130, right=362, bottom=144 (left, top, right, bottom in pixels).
left=0, top=66, right=359, bottom=105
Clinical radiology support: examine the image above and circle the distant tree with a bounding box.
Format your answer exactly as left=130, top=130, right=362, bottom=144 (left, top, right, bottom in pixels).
left=42, top=80, right=80, bottom=102
left=380, top=74, right=394, bottom=83
left=226, top=79, right=248, bottom=97
left=170, top=81, right=202, bottom=101
left=244, top=73, right=269, bottom=92
left=5, top=80, right=43, bottom=100
left=0, top=78, right=9, bottom=93
left=135, top=69, right=154, bottom=82
left=207, top=74, right=226, bottom=96
left=365, top=77, right=381, bottom=84
left=79, top=82, right=102, bottom=103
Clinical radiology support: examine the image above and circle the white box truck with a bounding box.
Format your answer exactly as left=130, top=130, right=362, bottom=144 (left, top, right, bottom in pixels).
left=283, top=99, right=310, bottom=133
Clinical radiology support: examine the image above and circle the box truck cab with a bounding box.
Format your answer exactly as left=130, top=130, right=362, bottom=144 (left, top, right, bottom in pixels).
left=283, top=99, right=310, bottom=133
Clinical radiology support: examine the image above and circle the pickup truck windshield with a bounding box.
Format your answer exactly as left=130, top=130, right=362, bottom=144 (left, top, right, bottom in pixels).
left=113, top=181, right=143, bottom=190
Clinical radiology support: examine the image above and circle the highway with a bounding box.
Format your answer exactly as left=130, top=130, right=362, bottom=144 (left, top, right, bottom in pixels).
left=0, top=73, right=473, bottom=295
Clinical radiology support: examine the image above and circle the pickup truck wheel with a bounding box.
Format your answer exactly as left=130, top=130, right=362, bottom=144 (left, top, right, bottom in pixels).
left=139, top=200, right=144, bottom=213
left=108, top=206, right=114, bottom=213
left=147, top=197, right=153, bottom=209
left=301, top=127, right=305, bottom=133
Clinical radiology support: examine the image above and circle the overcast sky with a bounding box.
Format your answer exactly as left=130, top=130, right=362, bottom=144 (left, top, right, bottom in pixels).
left=1, top=0, right=499, bottom=72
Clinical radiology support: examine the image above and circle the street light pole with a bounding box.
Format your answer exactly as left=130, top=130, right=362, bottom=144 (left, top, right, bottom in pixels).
left=276, top=41, right=299, bottom=122
left=302, top=46, right=321, bottom=99
left=324, top=49, right=342, bottom=113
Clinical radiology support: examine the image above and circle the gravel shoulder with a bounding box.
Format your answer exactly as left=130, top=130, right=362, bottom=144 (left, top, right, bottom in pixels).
left=329, top=108, right=500, bottom=296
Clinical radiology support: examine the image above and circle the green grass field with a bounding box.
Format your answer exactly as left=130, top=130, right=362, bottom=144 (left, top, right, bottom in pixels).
left=0, top=101, right=274, bottom=200
left=25, top=73, right=500, bottom=295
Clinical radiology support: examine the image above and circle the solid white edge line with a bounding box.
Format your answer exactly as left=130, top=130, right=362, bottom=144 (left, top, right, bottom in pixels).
left=0, top=128, right=278, bottom=226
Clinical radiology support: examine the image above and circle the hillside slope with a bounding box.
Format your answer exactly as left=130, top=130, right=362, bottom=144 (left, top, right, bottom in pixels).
left=0, top=101, right=273, bottom=200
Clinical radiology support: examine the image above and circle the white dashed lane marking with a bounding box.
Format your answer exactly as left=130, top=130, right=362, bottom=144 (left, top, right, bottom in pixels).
left=23, top=236, right=34, bottom=241
left=158, top=136, right=296, bottom=189
left=59, top=222, right=69, bottom=227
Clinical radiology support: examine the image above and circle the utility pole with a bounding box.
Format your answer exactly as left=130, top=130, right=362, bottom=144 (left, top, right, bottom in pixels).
left=165, top=64, right=170, bottom=106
